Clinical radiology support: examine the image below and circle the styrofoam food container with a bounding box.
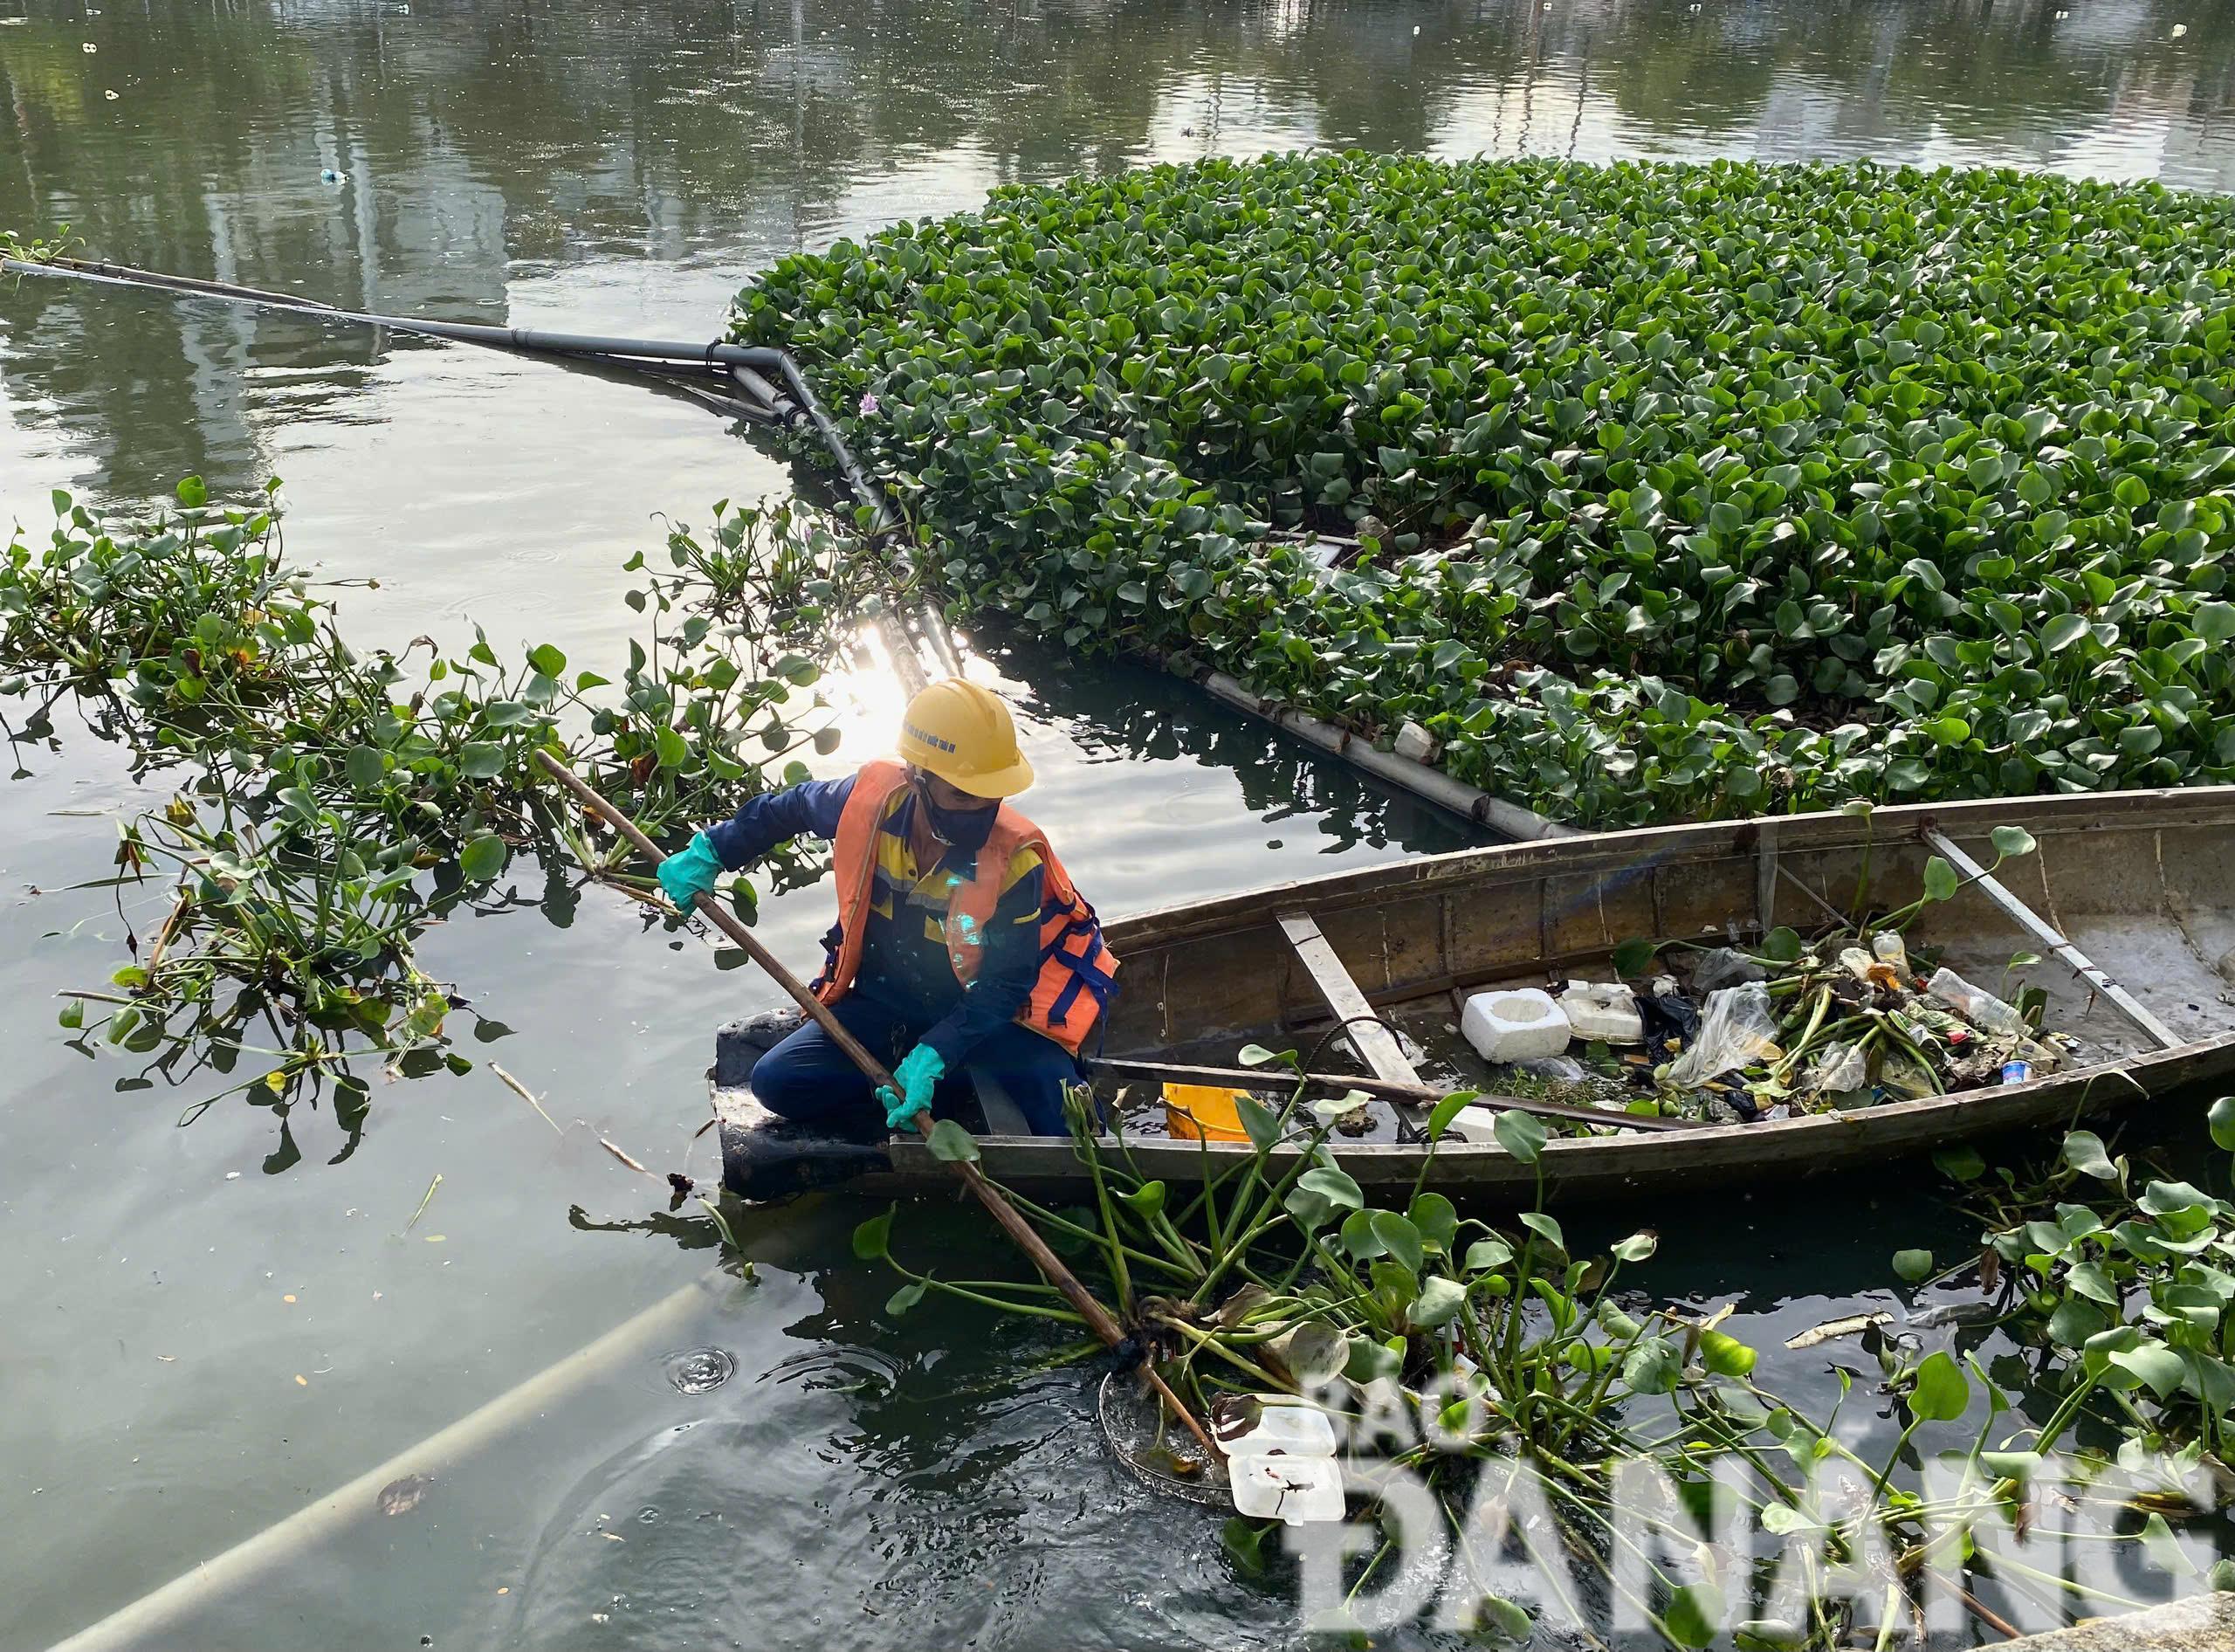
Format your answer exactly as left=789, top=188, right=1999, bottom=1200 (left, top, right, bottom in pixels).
left=1230, top=1454, right=1345, bottom=1524
left=1224, top=1400, right=1339, bottom=1459
left=1460, top=987, right=1570, bottom=1062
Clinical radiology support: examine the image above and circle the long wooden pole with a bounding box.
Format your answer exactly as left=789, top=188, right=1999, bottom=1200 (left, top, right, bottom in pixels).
left=533, top=752, right=1221, bottom=1461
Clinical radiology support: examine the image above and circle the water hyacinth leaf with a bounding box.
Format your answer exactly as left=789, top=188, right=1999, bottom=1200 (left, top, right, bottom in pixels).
left=1236, top=1043, right=1284, bottom=1068
left=1283, top=1179, right=1349, bottom=1232
left=2062, top=1130, right=2122, bottom=1182
left=1121, top=1180, right=1166, bottom=1218
left=1907, top=1350, right=1970, bottom=1422
left=1426, top=1090, right=1478, bottom=1140
left=2210, top=1096, right=2235, bottom=1153
left=344, top=745, right=383, bottom=791
left=851, top=1206, right=894, bottom=1260
left=1699, top=1330, right=1757, bottom=1378
left=458, top=742, right=505, bottom=780
left=2066, top=1260, right=2117, bottom=1305
left=1269, top=1322, right=1349, bottom=1387
left=1463, top=1236, right=1513, bottom=1274
left=1611, top=1229, right=1658, bottom=1263
left=1758, top=926, right=1802, bottom=965
left=1406, top=1192, right=1458, bottom=1254
left=1518, top=1210, right=1564, bottom=1251
left=1891, top=1249, right=1935, bottom=1284
left=1468, top=1594, right=1533, bottom=1645
left=457, top=832, right=506, bottom=883
left=1367, top=1256, right=1423, bottom=1324
left=925, top=1119, right=980, bottom=1162
left=2142, top=1511, right=2201, bottom=1578
left=1931, top=1145, right=1985, bottom=1183
left=1343, top=1332, right=1403, bottom=1385
left=1611, top=937, right=1659, bottom=978
left=2109, top=1340, right=2188, bottom=1400
left=1234, top=1092, right=1282, bottom=1151
left=1989, top=825, right=2037, bottom=860
left=1493, top=1109, right=1547, bottom=1165
left=58, top=998, right=84, bottom=1029
left=1622, top=1335, right=1681, bottom=1395
left=885, top=1279, right=928, bottom=1316
left=1408, top=1274, right=1468, bottom=1330
left=1663, top=1582, right=1724, bottom=1649
left=1296, top=1165, right=1364, bottom=1213
left=1368, top=1210, right=1426, bottom=1275
left=1922, top=857, right=1959, bottom=904
left=1340, top=1208, right=1386, bottom=1261
left=1596, top=1299, right=1642, bottom=1339
left=1221, top=1516, right=1269, bottom=1577
left=2047, top=1296, right=2110, bottom=1349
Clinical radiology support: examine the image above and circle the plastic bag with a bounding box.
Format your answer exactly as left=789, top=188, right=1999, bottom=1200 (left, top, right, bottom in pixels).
left=1691, top=947, right=1767, bottom=994
left=1806, top=1039, right=1867, bottom=1094
left=1666, top=982, right=1783, bottom=1087
left=1639, top=988, right=1702, bottom=1053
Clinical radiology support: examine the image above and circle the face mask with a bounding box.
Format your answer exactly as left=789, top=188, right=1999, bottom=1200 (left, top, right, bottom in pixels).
left=916, top=781, right=998, bottom=856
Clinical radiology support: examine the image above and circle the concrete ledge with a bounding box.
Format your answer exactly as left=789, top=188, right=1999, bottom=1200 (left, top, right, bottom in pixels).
left=2005, top=1591, right=2235, bottom=1649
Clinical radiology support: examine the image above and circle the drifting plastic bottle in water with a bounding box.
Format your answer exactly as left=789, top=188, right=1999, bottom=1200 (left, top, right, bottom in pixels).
left=1925, top=967, right=2027, bottom=1039
left=1871, top=931, right=1908, bottom=974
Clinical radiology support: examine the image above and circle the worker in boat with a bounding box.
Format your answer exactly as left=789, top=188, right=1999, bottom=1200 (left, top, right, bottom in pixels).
left=656, top=678, right=1118, bottom=1137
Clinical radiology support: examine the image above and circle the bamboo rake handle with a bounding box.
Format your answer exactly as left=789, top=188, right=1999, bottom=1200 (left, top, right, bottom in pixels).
left=533, top=752, right=1221, bottom=1460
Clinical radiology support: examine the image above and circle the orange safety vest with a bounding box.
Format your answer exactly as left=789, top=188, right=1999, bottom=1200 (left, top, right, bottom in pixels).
left=812, top=759, right=1119, bottom=1054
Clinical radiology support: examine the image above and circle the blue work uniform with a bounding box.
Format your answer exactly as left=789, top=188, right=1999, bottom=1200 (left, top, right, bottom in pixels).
left=705, top=774, right=1083, bottom=1133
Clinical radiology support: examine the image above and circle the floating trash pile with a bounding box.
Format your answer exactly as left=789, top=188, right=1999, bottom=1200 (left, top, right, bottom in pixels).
left=1450, top=829, right=2068, bottom=1126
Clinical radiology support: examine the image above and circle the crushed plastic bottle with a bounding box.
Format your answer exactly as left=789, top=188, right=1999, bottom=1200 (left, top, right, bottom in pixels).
left=1871, top=931, right=1908, bottom=974
left=1925, top=967, right=2027, bottom=1039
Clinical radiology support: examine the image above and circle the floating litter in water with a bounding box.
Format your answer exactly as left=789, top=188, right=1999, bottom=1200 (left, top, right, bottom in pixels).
left=2172, top=23, right=2188, bottom=36
left=377, top=1473, right=433, bottom=1516
left=105, top=89, right=118, bottom=100
left=663, top=1346, right=735, bottom=1393
left=81, top=40, right=95, bottom=51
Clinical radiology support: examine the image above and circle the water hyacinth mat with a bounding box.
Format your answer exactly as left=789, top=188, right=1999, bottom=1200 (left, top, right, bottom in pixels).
left=735, top=153, right=2235, bottom=827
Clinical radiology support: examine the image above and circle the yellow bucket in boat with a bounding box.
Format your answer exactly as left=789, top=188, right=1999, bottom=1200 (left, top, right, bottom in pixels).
left=1164, top=1083, right=1253, bottom=1142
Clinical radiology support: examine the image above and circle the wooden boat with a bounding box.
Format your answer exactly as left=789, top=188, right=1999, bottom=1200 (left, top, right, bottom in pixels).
left=713, top=786, right=2235, bottom=1205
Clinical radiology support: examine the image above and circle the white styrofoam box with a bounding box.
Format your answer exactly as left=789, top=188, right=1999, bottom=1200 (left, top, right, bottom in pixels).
left=1560, top=981, right=1644, bottom=1044
left=1461, top=988, right=1570, bottom=1063
left=1437, top=1110, right=1503, bottom=1146
left=1225, top=1400, right=1339, bottom=1460
left=1231, top=1454, right=1345, bottom=1524
left=1393, top=719, right=1437, bottom=763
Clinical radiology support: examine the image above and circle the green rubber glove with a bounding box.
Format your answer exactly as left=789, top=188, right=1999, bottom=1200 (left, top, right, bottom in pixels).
left=657, top=830, right=724, bottom=907
left=878, top=1043, right=946, bottom=1130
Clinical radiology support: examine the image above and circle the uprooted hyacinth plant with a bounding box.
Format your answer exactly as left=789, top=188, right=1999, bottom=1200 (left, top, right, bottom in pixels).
left=734, top=153, right=2235, bottom=829
left=2, top=478, right=884, bottom=1153
left=856, top=1087, right=2235, bottom=1647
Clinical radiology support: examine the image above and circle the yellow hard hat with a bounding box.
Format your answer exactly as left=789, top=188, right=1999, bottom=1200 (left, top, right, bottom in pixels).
left=897, top=678, right=1035, bottom=798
